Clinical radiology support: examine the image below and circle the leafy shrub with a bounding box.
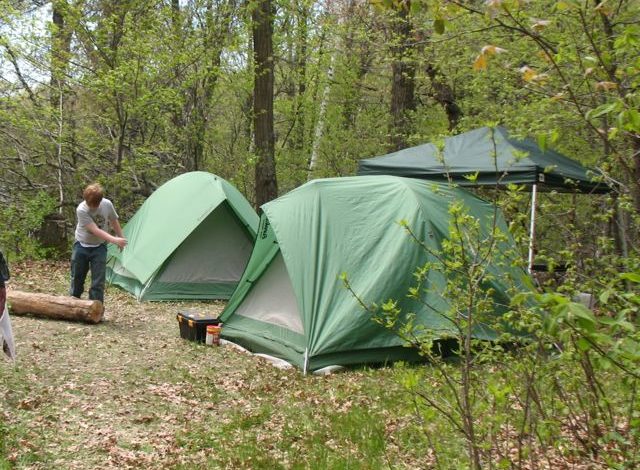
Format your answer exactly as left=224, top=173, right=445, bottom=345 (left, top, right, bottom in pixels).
left=0, top=192, right=58, bottom=260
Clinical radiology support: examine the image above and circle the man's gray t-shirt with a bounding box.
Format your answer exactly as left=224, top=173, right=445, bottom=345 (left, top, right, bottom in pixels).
left=75, top=199, right=118, bottom=247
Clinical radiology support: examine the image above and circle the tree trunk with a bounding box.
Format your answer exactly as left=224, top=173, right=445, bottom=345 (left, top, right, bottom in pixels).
left=115, top=101, right=128, bottom=172
left=292, top=0, right=308, bottom=153
left=632, top=135, right=640, bottom=214
left=308, top=54, right=334, bottom=179
left=389, top=1, right=416, bottom=151
left=51, top=0, right=71, bottom=107
left=7, top=290, right=104, bottom=324
left=35, top=213, right=68, bottom=256
left=51, top=0, right=72, bottom=210
left=171, top=0, right=181, bottom=34
left=177, top=0, right=232, bottom=171
left=425, top=63, right=462, bottom=131
left=253, top=0, right=277, bottom=207
left=342, top=0, right=373, bottom=129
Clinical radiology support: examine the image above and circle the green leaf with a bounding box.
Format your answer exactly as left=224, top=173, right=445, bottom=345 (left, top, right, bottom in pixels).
left=434, top=18, right=445, bottom=34
left=597, top=316, right=617, bottom=326
left=621, top=109, right=640, bottom=132
left=620, top=272, right=640, bottom=283
left=576, top=337, right=591, bottom=352
left=586, top=101, right=619, bottom=120
left=555, top=0, right=578, bottom=11
left=463, top=172, right=479, bottom=182
left=616, top=320, right=636, bottom=332
left=599, top=288, right=612, bottom=304
left=537, top=133, right=548, bottom=151
left=401, top=370, right=419, bottom=389
left=567, top=302, right=596, bottom=331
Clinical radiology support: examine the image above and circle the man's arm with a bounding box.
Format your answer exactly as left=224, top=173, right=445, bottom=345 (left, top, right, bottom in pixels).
left=110, top=218, right=125, bottom=239
left=85, top=222, right=127, bottom=250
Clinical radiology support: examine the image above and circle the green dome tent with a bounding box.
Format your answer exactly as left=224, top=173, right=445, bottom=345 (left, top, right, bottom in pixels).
left=106, top=172, right=259, bottom=301
left=219, top=175, right=533, bottom=373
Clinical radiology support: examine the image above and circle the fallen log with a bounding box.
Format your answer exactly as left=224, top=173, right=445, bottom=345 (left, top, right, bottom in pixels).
left=7, top=290, right=104, bottom=324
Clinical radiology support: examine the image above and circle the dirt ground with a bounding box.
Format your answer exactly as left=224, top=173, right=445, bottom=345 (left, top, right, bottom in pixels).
left=1, top=260, right=302, bottom=469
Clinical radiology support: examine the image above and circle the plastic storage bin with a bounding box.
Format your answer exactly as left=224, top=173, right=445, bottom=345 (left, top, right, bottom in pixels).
left=176, top=310, right=220, bottom=343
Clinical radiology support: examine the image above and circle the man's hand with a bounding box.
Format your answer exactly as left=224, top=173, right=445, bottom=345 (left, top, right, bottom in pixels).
left=86, top=222, right=127, bottom=251
left=112, top=237, right=128, bottom=251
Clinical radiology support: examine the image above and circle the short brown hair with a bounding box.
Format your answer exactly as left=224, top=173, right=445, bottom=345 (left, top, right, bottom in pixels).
left=83, top=183, right=104, bottom=207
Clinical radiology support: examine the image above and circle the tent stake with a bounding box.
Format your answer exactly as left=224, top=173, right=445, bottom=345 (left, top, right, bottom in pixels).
left=527, top=184, right=538, bottom=274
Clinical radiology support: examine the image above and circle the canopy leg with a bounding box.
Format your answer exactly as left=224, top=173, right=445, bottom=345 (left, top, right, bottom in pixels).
left=527, top=184, right=538, bottom=274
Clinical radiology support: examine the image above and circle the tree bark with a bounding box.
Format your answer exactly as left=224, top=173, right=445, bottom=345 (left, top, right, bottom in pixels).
left=342, top=0, right=373, bottom=129
left=253, top=0, right=277, bottom=207
left=425, top=63, right=462, bottom=131
left=630, top=135, right=640, bottom=214
left=51, top=0, right=72, bottom=210
left=175, top=0, right=235, bottom=171
left=51, top=0, right=71, bottom=107
left=308, top=54, right=334, bottom=179
left=389, top=1, right=416, bottom=151
left=171, top=0, right=181, bottom=34
left=292, top=0, right=308, bottom=153
left=7, top=290, right=104, bottom=324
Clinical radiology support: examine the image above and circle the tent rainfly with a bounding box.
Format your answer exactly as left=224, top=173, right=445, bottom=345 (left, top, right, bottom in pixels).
left=106, top=172, right=259, bottom=301
left=357, top=126, right=612, bottom=272
left=219, top=175, right=533, bottom=373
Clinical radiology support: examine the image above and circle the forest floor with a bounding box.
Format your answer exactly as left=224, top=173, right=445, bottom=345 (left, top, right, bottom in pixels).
left=0, top=261, right=430, bottom=469
left=0, top=261, right=620, bottom=469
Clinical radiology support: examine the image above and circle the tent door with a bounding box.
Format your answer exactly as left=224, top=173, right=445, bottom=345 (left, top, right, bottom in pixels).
left=234, top=251, right=303, bottom=334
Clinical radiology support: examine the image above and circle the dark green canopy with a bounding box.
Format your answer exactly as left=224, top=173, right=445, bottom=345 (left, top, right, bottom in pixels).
left=358, top=126, right=610, bottom=193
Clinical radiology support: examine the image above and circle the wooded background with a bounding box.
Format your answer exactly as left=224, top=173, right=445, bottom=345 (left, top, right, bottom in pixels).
left=0, top=0, right=637, bottom=260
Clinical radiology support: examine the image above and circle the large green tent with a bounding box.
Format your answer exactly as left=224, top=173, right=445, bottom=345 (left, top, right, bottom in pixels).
left=219, top=175, right=533, bottom=373
left=357, top=126, right=609, bottom=193
left=106, top=172, right=259, bottom=301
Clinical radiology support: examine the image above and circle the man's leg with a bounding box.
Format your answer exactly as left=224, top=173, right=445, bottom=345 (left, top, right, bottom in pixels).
left=70, top=242, right=90, bottom=298
left=88, top=244, right=107, bottom=303
left=0, top=286, right=6, bottom=315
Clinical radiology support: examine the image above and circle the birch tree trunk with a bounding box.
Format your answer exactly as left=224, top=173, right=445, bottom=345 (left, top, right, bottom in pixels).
left=308, top=54, right=334, bottom=179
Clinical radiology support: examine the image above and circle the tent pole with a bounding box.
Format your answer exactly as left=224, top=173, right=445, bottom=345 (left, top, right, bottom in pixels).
left=139, top=271, right=157, bottom=301
left=527, top=184, right=538, bottom=274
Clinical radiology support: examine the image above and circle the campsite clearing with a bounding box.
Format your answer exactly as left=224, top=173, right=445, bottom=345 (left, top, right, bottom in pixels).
left=0, top=261, right=621, bottom=469
left=0, top=261, right=432, bottom=469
